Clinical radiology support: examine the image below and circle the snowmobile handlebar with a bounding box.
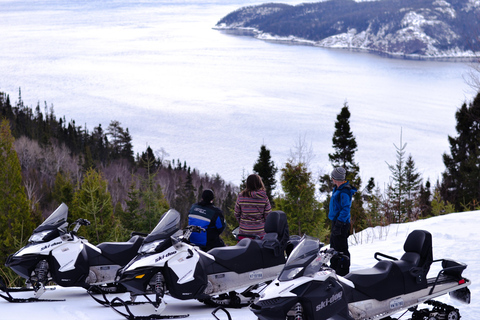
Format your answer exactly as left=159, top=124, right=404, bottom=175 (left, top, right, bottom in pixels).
left=72, top=218, right=91, bottom=233
left=185, top=225, right=206, bottom=233
left=182, top=225, right=206, bottom=242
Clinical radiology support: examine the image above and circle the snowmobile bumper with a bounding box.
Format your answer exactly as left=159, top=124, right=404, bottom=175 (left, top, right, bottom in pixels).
left=449, top=284, right=471, bottom=304
left=117, top=267, right=158, bottom=295
left=250, top=296, right=298, bottom=320
left=5, top=254, right=42, bottom=280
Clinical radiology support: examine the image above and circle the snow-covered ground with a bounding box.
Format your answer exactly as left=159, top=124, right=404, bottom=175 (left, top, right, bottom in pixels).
left=1, top=211, right=478, bottom=320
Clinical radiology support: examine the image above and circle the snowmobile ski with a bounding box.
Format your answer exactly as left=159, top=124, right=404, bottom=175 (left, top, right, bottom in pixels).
left=87, top=286, right=150, bottom=307
left=0, top=278, right=64, bottom=303
left=211, top=307, right=232, bottom=320
left=109, top=297, right=189, bottom=320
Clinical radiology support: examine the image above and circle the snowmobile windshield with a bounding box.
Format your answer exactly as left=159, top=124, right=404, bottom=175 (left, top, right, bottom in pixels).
left=34, top=203, right=68, bottom=233
left=278, top=235, right=321, bottom=281
left=29, top=203, right=68, bottom=242
left=143, top=209, right=181, bottom=244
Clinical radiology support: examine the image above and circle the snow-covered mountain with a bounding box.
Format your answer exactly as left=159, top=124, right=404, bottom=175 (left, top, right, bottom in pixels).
left=1, top=211, right=478, bottom=319
left=215, top=0, right=480, bottom=58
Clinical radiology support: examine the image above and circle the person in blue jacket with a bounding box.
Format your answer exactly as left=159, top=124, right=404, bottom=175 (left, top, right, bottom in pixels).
left=329, top=167, right=357, bottom=275
left=188, top=189, right=226, bottom=251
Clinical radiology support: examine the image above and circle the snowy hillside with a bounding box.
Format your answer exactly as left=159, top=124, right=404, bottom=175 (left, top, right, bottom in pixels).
left=215, top=0, right=480, bottom=58
left=1, top=211, right=478, bottom=319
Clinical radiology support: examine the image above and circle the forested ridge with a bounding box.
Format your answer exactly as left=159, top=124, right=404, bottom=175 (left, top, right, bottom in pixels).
left=2, top=87, right=480, bottom=285
left=0, top=89, right=238, bottom=252
left=216, top=0, right=480, bottom=57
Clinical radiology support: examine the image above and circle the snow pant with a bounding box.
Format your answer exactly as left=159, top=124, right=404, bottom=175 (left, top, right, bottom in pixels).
left=330, top=220, right=351, bottom=276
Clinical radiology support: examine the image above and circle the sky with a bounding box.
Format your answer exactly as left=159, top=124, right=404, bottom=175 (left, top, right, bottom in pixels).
left=1, top=210, right=478, bottom=319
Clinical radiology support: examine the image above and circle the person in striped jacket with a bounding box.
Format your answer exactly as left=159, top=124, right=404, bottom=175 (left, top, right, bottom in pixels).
left=234, top=174, right=272, bottom=239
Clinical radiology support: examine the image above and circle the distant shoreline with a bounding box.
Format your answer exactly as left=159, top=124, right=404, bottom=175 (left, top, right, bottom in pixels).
left=214, top=26, right=480, bottom=62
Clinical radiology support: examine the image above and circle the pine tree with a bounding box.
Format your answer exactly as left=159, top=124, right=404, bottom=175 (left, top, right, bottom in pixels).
left=280, top=161, right=324, bottom=238
left=253, top=144, right=278, bottom=206
left=404, top=155, right=422, bottom=220
left=0, top=119, right=35, bottom=267
left=138, top=147, right=170, bottom=233
left=320, top=102, right=367, bottom=232
left=71, top=168, right=115, bottom=244
left=329, top=103, right=358, bottom=171
left=386, top=132, right=422, bottom=222
left=418, top=180, right=432, bottom=218
left=51, top=171, right=75, bottom=207
left=441, top=92, right=480, bottom=211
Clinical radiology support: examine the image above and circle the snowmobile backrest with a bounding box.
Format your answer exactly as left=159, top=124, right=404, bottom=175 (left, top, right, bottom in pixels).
left=264, top=211, right=289, bottom=242
left=262, top=211, right=290, bottom=256
left=401, top=230, right=433, bottom=273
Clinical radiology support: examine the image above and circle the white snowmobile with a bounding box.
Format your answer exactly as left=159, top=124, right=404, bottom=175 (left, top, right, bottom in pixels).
left=250, top=230, right=471, bottom=320
left=1, top=203, right=146, bottom=303
left=104, top=208, right=296, bottom=319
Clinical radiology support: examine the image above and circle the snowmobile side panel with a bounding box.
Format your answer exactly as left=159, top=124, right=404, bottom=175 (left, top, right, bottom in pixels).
left=164, top=255, right=208, bottom=300
left=49, top=247, right=89, bottom=287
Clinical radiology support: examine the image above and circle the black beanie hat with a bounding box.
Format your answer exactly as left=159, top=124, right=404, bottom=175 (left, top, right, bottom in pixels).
left=202, top=189, right=214, bottom=203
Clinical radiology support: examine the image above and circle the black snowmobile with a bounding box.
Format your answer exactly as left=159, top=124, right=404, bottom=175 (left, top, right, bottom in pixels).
left=250, top=230, right=471, bottom=320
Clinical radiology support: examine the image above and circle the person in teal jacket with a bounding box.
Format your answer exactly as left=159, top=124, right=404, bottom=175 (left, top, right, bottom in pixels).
left=328, top=167, right=357, bottom=275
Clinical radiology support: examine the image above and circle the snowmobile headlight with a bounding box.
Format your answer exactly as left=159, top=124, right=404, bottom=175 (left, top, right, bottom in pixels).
left=139, top=240, right=165, bottom=253
left=284, top=267, right=303, bottom=280
left=29, top=230, right=53, bottom=242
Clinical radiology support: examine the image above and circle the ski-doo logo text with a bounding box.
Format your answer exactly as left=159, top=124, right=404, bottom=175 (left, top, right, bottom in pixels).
left=40, top=241, right=62, bottom=251
left=155, top=251, right=176, bottom=263
left=315, top=292, right=343, bottom=312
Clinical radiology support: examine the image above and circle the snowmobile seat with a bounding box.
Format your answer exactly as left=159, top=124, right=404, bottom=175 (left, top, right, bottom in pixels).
left=345, top=259, right=404, bottom=301
left=262, top=211, right=289, bottom=257
left=208, top=238, right=263, bottom=274
left=345, top=230, right=433, bottom=301
left=96, top=235, right=144, bottom=266
left=393, top=230, right=433, bottom=293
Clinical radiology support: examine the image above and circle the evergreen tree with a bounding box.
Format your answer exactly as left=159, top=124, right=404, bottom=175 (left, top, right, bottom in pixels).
left=320, top=102, right=367, bottom=232
left=0, top=119, right=35, bottom=268
left=120, top=128, right=134, bottom=164
left=107, top=120, right=123, bottom=159
left=441, top=92, right=480, bottom=211
left=71, top=168, right=115, bottom=244
left=120, top=180, right=142, bottom=232
left=51, top=171, right=75, bottom=207
left=418, top=180, right=432, bottom=218
left=253, top=144, right=278, bottom=206
left=279, top=161, right=324, bottom=238
left=386, top=133, right=422, bottom=223
left=329, top=103, right=358, bottom=171
left=138, top=147, right=169, bottom=233
left=404, top=155, right=422, bottom=220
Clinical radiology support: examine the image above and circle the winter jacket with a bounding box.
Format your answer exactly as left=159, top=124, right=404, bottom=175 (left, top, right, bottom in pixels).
left=328, top=181, right=357, bottom=223
left=234, top=190, right=272, bottom=238
left=188, top=202, right=226, bottom=251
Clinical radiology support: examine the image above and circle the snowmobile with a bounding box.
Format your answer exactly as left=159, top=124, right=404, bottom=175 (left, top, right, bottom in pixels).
left=250, top=230, right=471, bottom=320
left=106, top=208, right=296, bottom=319
left=2, top=203, right=145, bottom=302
